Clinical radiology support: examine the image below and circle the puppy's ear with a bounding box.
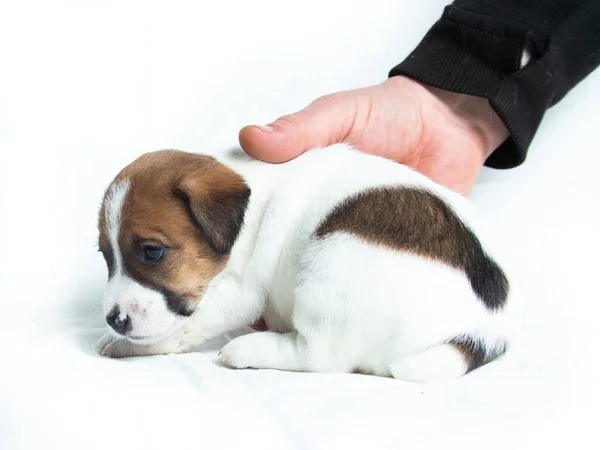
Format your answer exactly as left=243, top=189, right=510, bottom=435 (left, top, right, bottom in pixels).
left=175, top=161, right=250, bottom=255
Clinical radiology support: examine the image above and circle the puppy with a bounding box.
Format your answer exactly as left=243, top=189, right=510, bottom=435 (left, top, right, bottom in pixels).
left=96, top=144, right=513, bottom=382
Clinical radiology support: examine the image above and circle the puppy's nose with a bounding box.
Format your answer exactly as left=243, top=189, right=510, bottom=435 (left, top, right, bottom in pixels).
left=106, top=306, right=131, bottom=335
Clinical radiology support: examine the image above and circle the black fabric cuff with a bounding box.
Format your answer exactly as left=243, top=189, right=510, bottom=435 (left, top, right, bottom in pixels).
left=389, top=5, right=552, bottom=169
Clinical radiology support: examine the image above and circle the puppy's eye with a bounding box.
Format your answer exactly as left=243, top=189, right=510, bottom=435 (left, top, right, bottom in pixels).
left=141, top=245, right=165, bottom=263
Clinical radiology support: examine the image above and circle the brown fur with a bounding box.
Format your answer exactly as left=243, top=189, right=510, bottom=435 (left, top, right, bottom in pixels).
left=98, top=150, right=250, bottom=315
left=314, top=186, right=508, bottom=311
left=316, top=187, right=470, bottom=267
left=449, top=336, right=507, bottom=373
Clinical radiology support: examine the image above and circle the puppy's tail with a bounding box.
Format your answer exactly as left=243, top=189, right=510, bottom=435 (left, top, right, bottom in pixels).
left=389, top=336, right=506, bottom=382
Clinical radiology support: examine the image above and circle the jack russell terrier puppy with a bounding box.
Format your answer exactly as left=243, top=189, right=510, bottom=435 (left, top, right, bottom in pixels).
left=96, top=144, right=513, bottom=382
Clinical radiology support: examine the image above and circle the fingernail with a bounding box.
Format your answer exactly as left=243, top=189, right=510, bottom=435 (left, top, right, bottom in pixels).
left=256, top=125, right=273, bottom=132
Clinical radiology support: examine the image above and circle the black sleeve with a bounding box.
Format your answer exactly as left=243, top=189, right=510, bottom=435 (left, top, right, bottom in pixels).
left=389, top=0, right=600, bottom=169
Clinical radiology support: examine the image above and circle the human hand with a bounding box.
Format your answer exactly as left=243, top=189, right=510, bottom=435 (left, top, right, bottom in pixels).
left=239, top=76, right=509, bottom=195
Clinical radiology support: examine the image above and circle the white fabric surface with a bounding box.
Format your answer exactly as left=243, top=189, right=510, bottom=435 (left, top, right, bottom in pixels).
left=1, top=1, right=599, bottom=449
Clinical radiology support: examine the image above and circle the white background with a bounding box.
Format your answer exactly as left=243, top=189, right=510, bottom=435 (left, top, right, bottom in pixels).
left=0, top=1, right=599, bottom=449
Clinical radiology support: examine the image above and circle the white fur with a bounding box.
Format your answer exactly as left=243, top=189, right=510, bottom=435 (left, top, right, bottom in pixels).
left=102, top=275, right=185, bottom=343
left=104, top=180, right=129, bottom=275
left=99, top=144, right=514, bottom=382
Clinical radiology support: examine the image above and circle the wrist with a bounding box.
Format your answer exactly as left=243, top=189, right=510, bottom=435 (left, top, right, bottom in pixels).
left=385, top=76, right=508, bottom=163
left=421, top=83, right=509, bottom=161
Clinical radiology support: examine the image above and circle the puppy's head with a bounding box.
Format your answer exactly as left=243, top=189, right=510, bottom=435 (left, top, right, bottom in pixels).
left=97, top=150, right=250, bottom=344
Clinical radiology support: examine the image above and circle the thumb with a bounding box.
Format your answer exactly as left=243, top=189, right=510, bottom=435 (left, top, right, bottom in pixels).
left=239, top=94, right=355, bottom=163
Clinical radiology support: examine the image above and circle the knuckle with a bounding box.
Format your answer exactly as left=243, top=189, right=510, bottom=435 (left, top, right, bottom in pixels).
left=314, top=92, right=344, bottom=107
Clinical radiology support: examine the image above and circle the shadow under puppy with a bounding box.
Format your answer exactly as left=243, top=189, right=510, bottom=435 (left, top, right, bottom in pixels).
left=96, top=144, right=513, bottom=382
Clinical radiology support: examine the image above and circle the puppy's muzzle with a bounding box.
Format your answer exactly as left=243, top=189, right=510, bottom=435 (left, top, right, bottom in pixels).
left=106, top=305, right=132, bottom=335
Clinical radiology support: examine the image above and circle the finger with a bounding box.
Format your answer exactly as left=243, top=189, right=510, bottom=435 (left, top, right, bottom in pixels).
left=239, top=94, right=354, bottom=163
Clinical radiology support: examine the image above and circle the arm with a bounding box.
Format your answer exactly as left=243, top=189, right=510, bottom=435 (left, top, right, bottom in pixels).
left=239, top=1, right=600, bottom=194
left=390, top=0, right=600, bottom=168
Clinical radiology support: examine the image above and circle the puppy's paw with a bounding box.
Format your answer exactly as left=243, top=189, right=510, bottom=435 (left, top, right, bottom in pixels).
left=95, top=332, right=191, bottom=359
left=218, top=332, right=280, bottom=369
left=96, top=332, right=118, bottom=355
left=96, top=334, right=146, bottom=358
left=218, top=338, right=252, bottom=369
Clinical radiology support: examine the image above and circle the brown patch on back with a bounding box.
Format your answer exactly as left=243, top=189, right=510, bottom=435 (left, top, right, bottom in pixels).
left=315, top=187, right=509, bottom=310
left=98, top=150, right=250, bottom=315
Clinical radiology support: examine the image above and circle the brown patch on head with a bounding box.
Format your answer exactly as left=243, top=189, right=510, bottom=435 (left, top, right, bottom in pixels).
left=98, top=150, right=250, bottom=316
left=315, top=187, right=509, bottom=310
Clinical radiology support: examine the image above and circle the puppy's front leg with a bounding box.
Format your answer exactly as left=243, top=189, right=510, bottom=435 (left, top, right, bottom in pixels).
left=96, top=332, right=185, bottom=358
left=219, top=331, right=306, bottom=371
